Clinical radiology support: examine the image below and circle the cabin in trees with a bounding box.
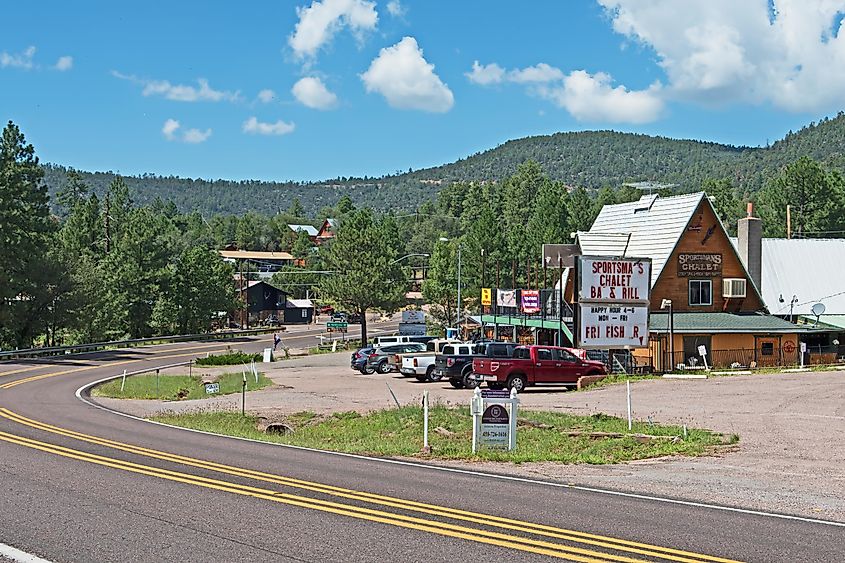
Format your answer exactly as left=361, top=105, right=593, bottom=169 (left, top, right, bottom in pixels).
left=234, top=281, right=312, bottom=326
left=574, top=192, right=808, bottom=370
left=315, top=218, right=337, bottom=245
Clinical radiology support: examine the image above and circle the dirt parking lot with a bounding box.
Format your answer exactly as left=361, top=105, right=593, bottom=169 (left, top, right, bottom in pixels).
left=98, top=350, right=845, bottom=523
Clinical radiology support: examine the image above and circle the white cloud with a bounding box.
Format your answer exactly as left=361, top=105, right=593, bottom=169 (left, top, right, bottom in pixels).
left=288, top=0, right=378, bottom=60
left=162, top=118, right=180, bottom=140
left=507, top=63, right=565, bottom=84
left=162, top=118, right=212, bottom=143
left=112, top=71, right=241, bottom=102
left=360, top=36, right=454, bottom=112
left=53, top=55, right=73, bottom=71
left=386, top=0, right=406, bottom=17
left=1, top=46, right=36, bottom=69
left=597, top=0, right=845, bottom=112
left=243, top=116, right=296, bottom=136
left=466, top=61, right=505, bottom=85
left=292, top=76, right=338, bottom=109
left=538, top=70, right=664, bottom=124
left=257, top=89, right=276, bottom=103
left=182, top=128, right=212, bottom=143
left=467, top=59, right=661, bottom=123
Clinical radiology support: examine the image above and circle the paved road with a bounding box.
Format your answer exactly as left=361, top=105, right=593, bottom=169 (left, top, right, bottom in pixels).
left=0, top=329, right=842, bottom=562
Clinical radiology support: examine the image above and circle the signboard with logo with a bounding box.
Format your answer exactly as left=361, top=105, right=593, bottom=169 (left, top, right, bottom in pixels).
left=578, top=304, right=649, bottom=349
left=481, top=288, right=492, bottom=306
left=496, top=289, right=517, bottom=308
left=204, top=382, right=220, bottom=394
left=480, top=404, right=510, bottom=449
left=579, top=257, right=651, bottom=303
left=327, top=321, right=348, bottom=331
left=677, top=253, right=722, bottom=277
left=576, top=256, right=651, bottom=350
left=520, top=290, right=540, bottom=314
left=401, top=310, right=425, bottom=323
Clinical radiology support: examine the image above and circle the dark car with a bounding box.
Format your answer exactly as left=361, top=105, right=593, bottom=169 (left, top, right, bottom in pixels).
left=350, top=346, right=377, bottom=374
left=347, top=312, right=362, bottom=324
left=365, top=342, right=426, bottom=373
left=263, top=315, right=281, bottom=327
left=435, top=341, right=519, bottom=389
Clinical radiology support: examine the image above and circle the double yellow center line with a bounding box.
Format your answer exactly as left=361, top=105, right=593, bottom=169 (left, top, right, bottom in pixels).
left=0, top=343, right=228, bottom=389
left=0, top=408, right=740, bottom=563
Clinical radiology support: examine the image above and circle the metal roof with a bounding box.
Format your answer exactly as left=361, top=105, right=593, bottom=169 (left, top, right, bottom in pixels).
left=730, top=238, right=845, bottom=316
left=579, top=192, right=705, bottom=286
left=219, top=250, right=294, bottom=260
left=288, top=224, right=319, bottom=236
left=649, top=312, right=810, bottom=334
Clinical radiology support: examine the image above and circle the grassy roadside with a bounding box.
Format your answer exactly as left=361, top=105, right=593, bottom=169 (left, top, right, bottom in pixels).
left=93, top=372, right=272, bottom=401
left=150, top=406, right=733, bottom=464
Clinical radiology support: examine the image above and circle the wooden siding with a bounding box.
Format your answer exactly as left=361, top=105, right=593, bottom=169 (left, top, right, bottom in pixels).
left=650, top=199, right=764, bottom=313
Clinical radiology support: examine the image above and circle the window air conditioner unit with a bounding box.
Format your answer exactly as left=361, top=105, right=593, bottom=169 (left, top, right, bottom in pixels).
left=723, top=278, right=747, bottom=298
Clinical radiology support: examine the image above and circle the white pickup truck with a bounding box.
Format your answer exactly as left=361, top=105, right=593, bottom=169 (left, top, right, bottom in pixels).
left=399, top=339, right=461, bottom=382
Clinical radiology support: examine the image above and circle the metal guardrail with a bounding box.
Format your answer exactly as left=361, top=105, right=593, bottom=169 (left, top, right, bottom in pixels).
left=0, top=328, right=276, bottom=361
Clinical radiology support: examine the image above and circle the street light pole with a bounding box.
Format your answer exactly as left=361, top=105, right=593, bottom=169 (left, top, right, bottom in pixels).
left=457, top=243, right=462, bottom=328
left=661, top=299, right=674, bottom=372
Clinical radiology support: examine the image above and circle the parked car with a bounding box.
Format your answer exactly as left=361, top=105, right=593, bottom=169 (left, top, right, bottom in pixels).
left=263, top=315, right=281, bottom=327
left=317, top=305, right=334, bottom=315
left=399, top=339, right=462, bottom=381
left=434, top=341, right=520, bottom=389
left=472, top=345, right=606, bottom=392
left=373, top=335, right=411, bottom=346
left=350, top=346, right=377, bottom=374
left=347, top=312, right=362, bottom=324
left=331, top=312, right=348, bottom=323
left=365, top=342, right=426, bottom=374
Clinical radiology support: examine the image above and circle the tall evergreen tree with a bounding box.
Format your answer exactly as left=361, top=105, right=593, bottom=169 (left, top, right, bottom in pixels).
left=319, top=209, right=407, bottom=344
left=0, top=121, right=53, bottom=348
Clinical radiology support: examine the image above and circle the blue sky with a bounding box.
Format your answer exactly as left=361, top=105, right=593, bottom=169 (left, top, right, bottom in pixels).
left=3, top=1, right=844, bottom=182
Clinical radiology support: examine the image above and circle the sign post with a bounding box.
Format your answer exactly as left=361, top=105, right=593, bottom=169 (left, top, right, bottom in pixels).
left=698, top=344, right=710, bottom=371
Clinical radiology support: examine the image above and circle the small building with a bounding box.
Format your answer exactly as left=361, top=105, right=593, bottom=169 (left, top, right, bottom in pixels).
left=284, top=298, right=314, bottom=325
left=576, top=192, right=809, bottom=371
left=287, top=224, right=319, bottom=242
left=235, top=280, right=288, bottom=327
left=219, top=249, right=294, bottom=274
left=315, top=218, right=337, bottom=245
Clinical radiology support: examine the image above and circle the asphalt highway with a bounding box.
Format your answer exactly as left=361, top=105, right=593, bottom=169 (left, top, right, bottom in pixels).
left=0, top=327, right=842, bottom=562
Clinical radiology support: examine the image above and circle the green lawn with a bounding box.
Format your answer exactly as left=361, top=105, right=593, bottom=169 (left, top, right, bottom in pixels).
left=194, top=351, right=263, bottom=366
left=93, top=371, right=272, bottom=401
left=150, top=406, right=733, bottom=464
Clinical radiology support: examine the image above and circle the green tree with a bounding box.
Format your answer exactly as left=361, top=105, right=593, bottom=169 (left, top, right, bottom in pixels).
left=565, top=186, right=594, bottom=235
left=757, top=157, right=845, bottom=237
left=319, top=209, right=407, bottom=344
left=152, top=247, right=234, bottom=334
left=703, top=178, right=743, bottom=234
left=422, top=239, right=458, bottom=329
left=288, top=197, right=305, bottom=218
left=0, top=121, right=53, bottom=348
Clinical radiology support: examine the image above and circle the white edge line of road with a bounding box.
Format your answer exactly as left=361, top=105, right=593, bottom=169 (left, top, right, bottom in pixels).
left=74, top=375, right=845, bottom=530
left=0, top=543, right=53, bottom=563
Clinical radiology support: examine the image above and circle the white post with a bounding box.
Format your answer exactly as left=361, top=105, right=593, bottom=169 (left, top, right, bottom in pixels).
left=626, top=380, right=633, bottom=431
left=509, top=387, right=519, bottom=450
left=471, top=387, right=482, bottom=454
left=120, top=369, right=127, bottom=393
left=702, top=355, right=710, bottom=371
left=423, top=390, right=429, bottom=451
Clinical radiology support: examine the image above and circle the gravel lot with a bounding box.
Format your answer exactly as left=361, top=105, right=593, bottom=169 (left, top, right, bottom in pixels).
left=96, top=351, right=845, bottom=523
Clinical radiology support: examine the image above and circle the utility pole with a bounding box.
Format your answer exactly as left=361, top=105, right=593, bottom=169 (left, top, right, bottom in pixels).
left=457, top=243, right=462, bottom=328
left=480, top=249, right=486, bottom=315
left=557, top=254, right=563, bottom=347
left=786, top=204, right=792, bottom=239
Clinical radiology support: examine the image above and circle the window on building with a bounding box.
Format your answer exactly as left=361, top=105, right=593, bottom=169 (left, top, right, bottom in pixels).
left=761, top=342, right=774, bottom=356
left=689, top=280, right=712, bottom=306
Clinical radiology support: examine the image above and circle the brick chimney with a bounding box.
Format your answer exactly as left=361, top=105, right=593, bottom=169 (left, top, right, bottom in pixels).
left=737, top=202, right=762, bottom=290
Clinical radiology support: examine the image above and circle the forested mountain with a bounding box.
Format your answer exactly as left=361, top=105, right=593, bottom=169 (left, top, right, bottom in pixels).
left=41, top=111, right=845, bottom=216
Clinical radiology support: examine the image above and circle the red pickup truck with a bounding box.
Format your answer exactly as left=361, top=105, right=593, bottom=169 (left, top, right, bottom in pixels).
left=472, top=345, right=607, bottom=392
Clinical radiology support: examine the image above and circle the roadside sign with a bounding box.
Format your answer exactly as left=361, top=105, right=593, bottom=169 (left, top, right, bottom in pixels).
left=263, top=347, right=273, bottom=363
left=578, top=304, right=648, bottom=349
left=401, top=310, right=425, bottom=323
left=697, top=345, right=708, bottom=357
left=480, top=404, right=509, bottom=449
left=471, top=387, right=518, bottom=453
left=204, top=382, right=219, bottom=394
left=578, top=257, right=651, bottom=303
left=481, top=288, right=492, bottom=306
left=327, top=321, right=348, bottom=330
